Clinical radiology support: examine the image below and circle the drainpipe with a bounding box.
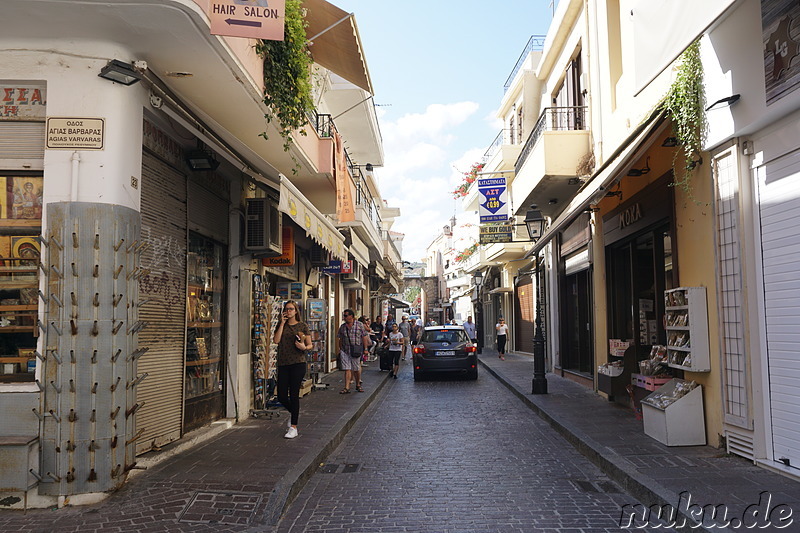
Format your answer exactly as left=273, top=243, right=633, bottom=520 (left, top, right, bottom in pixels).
left=70, top=151, right=80, bottom=201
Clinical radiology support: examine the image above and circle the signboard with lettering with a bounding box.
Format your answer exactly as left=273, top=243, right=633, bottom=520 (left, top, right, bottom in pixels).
left=1, top=85, right=46, bottom=120
left=208, top=0, right=286, bottom=41
left=479, top=223, right=513, bottom=244
left=262, top=227, right=295, bottom=267
left=46, top=117, right=105, bottom=150
left=477, top=176, right=509, bottom=223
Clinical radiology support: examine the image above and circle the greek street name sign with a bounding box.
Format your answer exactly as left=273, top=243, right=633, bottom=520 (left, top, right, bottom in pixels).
left=46, top=117, right=105, bottom=150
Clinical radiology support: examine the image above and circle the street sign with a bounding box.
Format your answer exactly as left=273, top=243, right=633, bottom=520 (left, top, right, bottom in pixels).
left=46, top=117, right=105, bottom=150
left=208, top=0, right=286, bottom=41
left=479, top=223, right=513, bottom=244
left=478, top=176, right=509, bottom=223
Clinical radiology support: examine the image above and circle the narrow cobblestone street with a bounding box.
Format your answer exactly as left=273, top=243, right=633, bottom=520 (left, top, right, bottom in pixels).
left=276, top=362, right=671, bottom=533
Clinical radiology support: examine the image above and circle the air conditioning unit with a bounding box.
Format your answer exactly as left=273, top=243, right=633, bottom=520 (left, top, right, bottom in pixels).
left=245, top=197, right=282, bottom=254
left=309, top=244, right=330, bottom=266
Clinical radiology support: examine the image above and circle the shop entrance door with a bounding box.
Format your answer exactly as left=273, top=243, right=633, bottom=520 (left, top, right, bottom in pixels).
left=606, top=224, right=674, bottom=400
left=562, top=269, right=592, bottom=374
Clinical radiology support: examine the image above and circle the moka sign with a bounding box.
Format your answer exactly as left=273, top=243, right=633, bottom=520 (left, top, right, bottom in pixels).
left=209, top=0, right=285, bottom=40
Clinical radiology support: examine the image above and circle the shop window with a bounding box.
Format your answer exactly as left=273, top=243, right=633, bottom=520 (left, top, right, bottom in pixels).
left=0, top=174, right=43, bottom=383
left=186, top=233, right=226, bottom=401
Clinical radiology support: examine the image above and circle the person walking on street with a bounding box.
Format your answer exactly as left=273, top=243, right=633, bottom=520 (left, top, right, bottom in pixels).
left=496, top=317, right=509, bottom=360
left=387, top=322, right=404, bottom=378
left=411, top=318, right=423, bottom=345
left=370, top=316, right=384, bottom=355
left=463, top=316, right=477, bottom=345
left=398, top=315, right=412, bottom=360
left=272, top=300, right=312, bottom=439
left=337, top=309, right=370, bottom=394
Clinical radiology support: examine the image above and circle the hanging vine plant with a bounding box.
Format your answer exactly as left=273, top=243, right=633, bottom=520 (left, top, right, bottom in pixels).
left=660, top=40, right=706, bottom=194
left=255, top=0, right=314, bottom=155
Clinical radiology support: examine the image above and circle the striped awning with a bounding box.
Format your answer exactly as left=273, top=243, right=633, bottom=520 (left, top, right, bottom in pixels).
left=279, top=176, right=347, bottom=261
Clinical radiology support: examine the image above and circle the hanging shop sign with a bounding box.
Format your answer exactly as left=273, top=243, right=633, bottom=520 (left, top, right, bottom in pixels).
left=1, top=85, right=46, bottom=120
left=479, top=222, right=513, bottom=244
left=262, top=227, right=295, bottom=267
left=208, top=0, right=286, bottom=41
left=478, top=176, right=509, bottom=223
left=322, top=259, right=353, bottom=275
left=46, top=117, right=105, bottom=150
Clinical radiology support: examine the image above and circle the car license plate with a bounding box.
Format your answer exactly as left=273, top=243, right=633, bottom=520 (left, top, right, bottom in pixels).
left=437, top=350, right=455, bottom=356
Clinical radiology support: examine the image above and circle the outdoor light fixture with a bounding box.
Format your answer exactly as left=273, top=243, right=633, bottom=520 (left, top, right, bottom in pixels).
left=185, top=150, right=220, bottom=171
left=472, top=270, right=483, bottom=287
left=662, top=137, right=678, bottom=147
left=98, top=59, right=142, bottom=86
left=687, top=156, right=703, bottom=170
left=523, top=205, right=545, bottom=242
left=705, top=94, right=740, bottom=112
left=627, top=157, right=651, bottom=177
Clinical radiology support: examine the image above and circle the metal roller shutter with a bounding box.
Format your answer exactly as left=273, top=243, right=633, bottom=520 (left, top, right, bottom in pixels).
left=188, top=182, right=228, bottom=244
left=0, top=121, right=45, bottom=160
left=515, top=275, right=534, bottom=354
left=136, top=151, right=187, bottom=454
left=757, top=148, right=800, bottom=472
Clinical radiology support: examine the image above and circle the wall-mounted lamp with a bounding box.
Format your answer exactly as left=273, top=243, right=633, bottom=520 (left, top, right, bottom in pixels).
left=706, top=94, right=740, bottom=112
left=627, top=156, right=651, bottom=177
left=186, top=150, right=220, bottom=171
left=472, top=270, right=483, bottom=287
left=662, top=137, right=678, bottom=148
left=98, top=59, right=142, bottom=86
left=687, top=156, right=703, bottom=170
left=523, top=205, right=546, bottom=242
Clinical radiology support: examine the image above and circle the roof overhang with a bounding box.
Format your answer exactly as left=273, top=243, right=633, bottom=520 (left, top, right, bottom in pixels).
left=303, top=0, right=373, bottom=94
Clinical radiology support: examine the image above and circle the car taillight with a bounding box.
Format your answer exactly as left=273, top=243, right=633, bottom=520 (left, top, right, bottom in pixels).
left=465, top=345, right=477, bottom=353
left=413, top=345, right=426, bottom=354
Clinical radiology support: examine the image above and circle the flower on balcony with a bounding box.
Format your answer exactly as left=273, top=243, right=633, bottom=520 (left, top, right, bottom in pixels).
left=451, top=162, right=485, bottom=198
left=454, top=242, right=479, bottom=263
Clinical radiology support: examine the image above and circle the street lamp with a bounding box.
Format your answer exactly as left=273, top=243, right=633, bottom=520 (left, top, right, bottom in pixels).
left=472, top=270, right=484, bottom=354
left=524, top=205, right=548, bottom=395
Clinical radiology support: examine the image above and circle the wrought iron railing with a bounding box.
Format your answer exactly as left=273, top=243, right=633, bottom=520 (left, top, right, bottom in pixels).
left=504, top=35, right=546, bottom=93
left=482, top=131, right=503, bottom=163
left=515, top=106, right=588, bottom=174
left=307, top=110, right=333, bottom=138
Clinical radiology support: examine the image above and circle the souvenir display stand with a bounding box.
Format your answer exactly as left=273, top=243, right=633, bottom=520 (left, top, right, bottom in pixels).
left=641, top=378, right=706, bottom=446
left=664, top=287, right=710, bottom=372
left=249, top=275, right=269, bottom=415
left=305, top=298, right=328, bottom=391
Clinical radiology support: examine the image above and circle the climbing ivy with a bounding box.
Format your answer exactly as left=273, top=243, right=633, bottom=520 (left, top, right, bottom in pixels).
left=661, top=41, right=706, bottom=194
left=255, top=0, right=314, bottom=155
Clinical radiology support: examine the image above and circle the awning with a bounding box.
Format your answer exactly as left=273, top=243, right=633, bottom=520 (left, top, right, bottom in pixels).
left=279, top=176, right=347, bottom=261
left=387, top=296, right=411, bottom=308
left=488, top=287, right=513, bottom=295
left=525, top=109, right=667, bottom=259
left=303, top=0, right=373, bottom=94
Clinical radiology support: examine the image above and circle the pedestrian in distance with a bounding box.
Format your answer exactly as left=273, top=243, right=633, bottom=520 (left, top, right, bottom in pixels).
left=387, top=322, right=404, bottom=379
left=272, top=300, right=312, bottom=439
left=463, top=316, right=477, bottom=345
left=398, top=314, right=412, bottom=360
left=370, top=316, right=385, bottom=354
left=337, top=308, right=370, bottom=394
left=496, top=317, right=509, bottom=360
left=411, top=318, right=423, bottom=345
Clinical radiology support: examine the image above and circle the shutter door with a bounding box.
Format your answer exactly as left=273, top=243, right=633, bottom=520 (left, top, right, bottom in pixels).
left=514, top=275, right=534, bottom=354
left=0, top=121, right=45, bottom=160
left=136, top=151, right=187, bottom=454
left=757, top=148, right=800, bottom=471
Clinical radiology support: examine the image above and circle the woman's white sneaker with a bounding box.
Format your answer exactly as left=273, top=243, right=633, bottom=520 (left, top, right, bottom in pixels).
left=284, top=426, right=298, bottom=439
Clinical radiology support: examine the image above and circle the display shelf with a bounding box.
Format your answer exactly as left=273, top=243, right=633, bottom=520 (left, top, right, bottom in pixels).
left=664, top=287, right=709, bottom=372
left=0, top=356, right=34, bottom=363
left=0, top=305, right=37, bottom=312
left=186, top=357, right=221, bottom=367
left=0, top=326, right=36, bottom=333
left=187, top=321, right=222, bottom=329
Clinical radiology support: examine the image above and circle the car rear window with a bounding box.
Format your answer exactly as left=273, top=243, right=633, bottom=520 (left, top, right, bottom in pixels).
left=422, top=329, right=468, bottom=343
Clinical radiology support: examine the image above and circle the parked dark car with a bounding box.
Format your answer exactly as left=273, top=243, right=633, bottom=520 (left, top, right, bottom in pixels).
left=412, top=325, right=477, bottom=380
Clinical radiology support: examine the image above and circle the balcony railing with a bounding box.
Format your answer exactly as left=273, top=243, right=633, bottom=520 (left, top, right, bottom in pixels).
left=515, top=106, right=587, bottom=174
left=504, top=35, right=546, bottom=93
left=482, top=131, right=503, bottom=163
left=307, top=110, right=333, bottom=138
left=353, top=168, right=382, bottom=235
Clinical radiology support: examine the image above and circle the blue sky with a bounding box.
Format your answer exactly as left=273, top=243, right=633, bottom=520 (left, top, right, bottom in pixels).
left=331, top=1, right=555, bottom=262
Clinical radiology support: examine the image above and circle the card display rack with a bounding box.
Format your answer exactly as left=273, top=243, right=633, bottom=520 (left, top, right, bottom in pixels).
left=664, top=287, right=710, bottom=372
left=305, top=298, right=327, bottom=390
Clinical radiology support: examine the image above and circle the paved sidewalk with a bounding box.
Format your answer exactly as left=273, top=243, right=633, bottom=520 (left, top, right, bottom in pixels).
left=478, top=349, right=800, bottom=532
left=0, top=362, right=393, bottom=532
